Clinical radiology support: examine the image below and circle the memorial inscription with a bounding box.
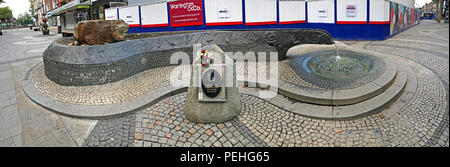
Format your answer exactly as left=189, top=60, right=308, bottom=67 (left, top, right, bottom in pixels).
left=196, top=65, right=226, bottom=102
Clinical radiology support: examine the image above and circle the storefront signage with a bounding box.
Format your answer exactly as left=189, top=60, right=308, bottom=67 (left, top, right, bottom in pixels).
left=217, top=8, right=230, bottom=20
left=169, top=0, right=204, bottom=27
left=346, top=4, right=357, bottom=17
left=78, top=5, right=90, bottom=9
left=318, top=7, right=327, bottom=18
left=105, top=8, right=117, bottom=20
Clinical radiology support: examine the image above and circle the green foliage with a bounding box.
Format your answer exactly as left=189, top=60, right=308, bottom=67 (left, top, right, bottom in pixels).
left=0, top=6, right=13, bottom=22
left=29, top=0, right=34, bottom=16
left=17, top=12, right=35, bottom=26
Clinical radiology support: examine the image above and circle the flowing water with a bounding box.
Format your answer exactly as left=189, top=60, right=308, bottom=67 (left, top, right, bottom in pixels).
left=335, top=44, right=341, bottom=59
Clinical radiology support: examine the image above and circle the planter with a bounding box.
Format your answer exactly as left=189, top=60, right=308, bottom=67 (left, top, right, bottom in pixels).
left=43, top=30, right=50, bottom=35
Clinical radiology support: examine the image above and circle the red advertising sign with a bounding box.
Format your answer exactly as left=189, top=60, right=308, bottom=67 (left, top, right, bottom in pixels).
left=169, top=0, right=204, bottom=27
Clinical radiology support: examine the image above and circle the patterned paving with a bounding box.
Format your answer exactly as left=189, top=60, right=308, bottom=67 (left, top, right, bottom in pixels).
left=13, top=22, right=448, bottom=147
left=81, top=54, right=448, bottom=147
left=30, top=64, right=188, bottom=105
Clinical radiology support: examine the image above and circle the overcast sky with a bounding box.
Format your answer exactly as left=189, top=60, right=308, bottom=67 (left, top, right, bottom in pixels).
left=416, top=0, right=432, bottom=7
left=0, top=0, right=31, bottom=18
left=0, top=0, right=434, bottom=18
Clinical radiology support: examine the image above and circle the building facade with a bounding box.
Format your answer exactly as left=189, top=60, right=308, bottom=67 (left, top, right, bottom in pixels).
left=107, top=0, right=419, bottom=40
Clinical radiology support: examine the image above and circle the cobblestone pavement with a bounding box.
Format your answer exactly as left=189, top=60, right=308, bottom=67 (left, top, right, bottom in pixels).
left=83, top=21, right=449, bottom=147
left=82, top=114, right=135, bottom=147
left=30, top=63, right=189, bottom=105
left=360, top=21, right=449, bottom=147
left=85, top=59, right=446, bottom=147
left=1, top=22, right=448, bottom=147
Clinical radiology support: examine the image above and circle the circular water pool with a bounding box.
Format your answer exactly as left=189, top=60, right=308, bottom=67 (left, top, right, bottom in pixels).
left=290, top=50, right=385, bottom=90
left=306, top=52, right=374, bottom=81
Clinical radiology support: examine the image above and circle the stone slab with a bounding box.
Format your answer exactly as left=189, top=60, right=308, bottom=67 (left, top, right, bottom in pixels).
left=279, top=82, right=332, bottom=105
left=333, top=71, right=407, bottom=119
left=0, top=105, right=21, bottom=141
left=0, top=134, right=23, bottom=147
left=332, top=83, right=382, bottom=105
left=59, top=116, right=98, bottom=146
left=0, top=90, right=17, bottom=108
left=0, top=70, right=15, bottom=93
left=287, top=102, right=334, bottom=119
left=403, top=66, right=418, bottom=94
left=383, top=58, right=398, bottom=70
left=372, top=69, right=397, bottom=87
left=24, top=128, right=77, bottom=147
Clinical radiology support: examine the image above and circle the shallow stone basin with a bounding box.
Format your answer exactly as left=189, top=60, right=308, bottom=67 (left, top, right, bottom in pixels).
left=290, top=50, right=386, bottom=90
left=304, top=52, right=374, bottom=81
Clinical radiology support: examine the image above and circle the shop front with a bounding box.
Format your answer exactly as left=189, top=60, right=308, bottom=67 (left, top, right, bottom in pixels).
left=50, top=0, right=92, bottom=36
left=92, top=0, right=127, bottom=20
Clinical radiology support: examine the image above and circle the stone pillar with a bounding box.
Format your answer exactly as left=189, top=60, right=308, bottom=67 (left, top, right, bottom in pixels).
left=184, top=45, right=241, bottom=123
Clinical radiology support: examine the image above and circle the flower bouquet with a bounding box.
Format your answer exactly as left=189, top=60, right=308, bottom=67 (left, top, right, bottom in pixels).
left=41, top=17, right=49, bottom=35
left=195, top=49, right=212, bottom=68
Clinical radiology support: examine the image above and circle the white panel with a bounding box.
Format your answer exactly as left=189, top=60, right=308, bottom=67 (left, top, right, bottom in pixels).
left=119, top=6, right=140, bottom=26
left=384, top=0, right=389, bottom=21
left=307, top=0, right=335, bottom=23
left=205, top=0, right=243, bottom=25
left=141, top=2, right=168, bottom=26
left=369, top=0, right=382, bottom=22
left=370, top=0, right=388, bottom=22
left=105, top=8, right=118, bottom=20
left=245, top=0, right=277, bottom=24
left=279, top=0, right=306, bottom=23
left=336, top=0, right=367, bottom=22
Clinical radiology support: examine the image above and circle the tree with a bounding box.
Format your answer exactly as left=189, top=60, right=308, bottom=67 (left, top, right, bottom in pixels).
left=29, top=0, right=34, bottom=16
left=0, top=0, right=5, bottom=4
left=17, top=12, right=35, bottom=26
left=0, top=7, right=13, bottom=23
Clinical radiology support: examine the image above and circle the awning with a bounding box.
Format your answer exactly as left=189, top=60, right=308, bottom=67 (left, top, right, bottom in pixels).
left=51, top=1, right=78, bottom=16
left=51, top=0, right=92, bottom=16
left=92, top=0, right=126, bottom=7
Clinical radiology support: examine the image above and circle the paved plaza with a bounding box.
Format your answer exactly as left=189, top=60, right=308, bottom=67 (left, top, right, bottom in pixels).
left=0, top=20, right=448, bottom=147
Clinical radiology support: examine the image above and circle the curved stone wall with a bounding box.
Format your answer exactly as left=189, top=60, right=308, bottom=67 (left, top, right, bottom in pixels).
left=43, top=29, right=333, bottom=86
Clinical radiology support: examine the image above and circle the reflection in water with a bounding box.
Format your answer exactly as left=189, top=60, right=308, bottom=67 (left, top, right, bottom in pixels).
left=292, top=51, right=375, bottom=81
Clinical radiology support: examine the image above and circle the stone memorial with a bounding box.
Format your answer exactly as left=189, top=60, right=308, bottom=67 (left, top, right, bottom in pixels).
left=184, top=45, right=241, bottom=123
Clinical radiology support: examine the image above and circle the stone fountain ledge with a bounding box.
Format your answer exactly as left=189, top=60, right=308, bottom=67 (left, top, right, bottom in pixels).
left=22, top=33, right=414, bottom=120
left=22, top=58, right=412, bottom=120
left=22, top=62, right=189, bottom=119
left=279, top=48, right=399, bottom=106
left=240, top=62, right=416, bottom=120
left=239, top=42, right=415, bottom=119
left=44, top=29, right=333, bottom=86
